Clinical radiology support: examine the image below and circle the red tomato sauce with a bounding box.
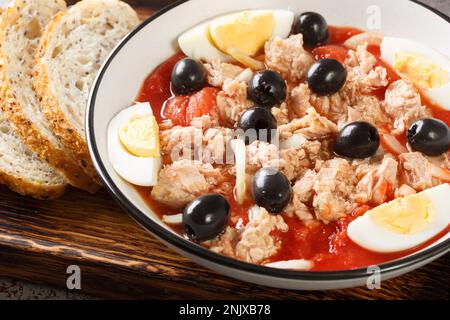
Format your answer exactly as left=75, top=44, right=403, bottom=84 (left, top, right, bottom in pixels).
left=134, top=26, right=449, bottom=271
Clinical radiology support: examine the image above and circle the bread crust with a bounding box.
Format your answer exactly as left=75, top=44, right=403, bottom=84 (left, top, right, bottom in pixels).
left=0, top=171, right=66, bottom=200
left=34, top=12, right=99, bottom=183
left=0, top=4, right=100, bottom=193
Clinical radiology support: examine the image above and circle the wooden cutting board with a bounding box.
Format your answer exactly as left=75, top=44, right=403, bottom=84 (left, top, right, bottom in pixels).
left=0, top=0, right=448, bottom=300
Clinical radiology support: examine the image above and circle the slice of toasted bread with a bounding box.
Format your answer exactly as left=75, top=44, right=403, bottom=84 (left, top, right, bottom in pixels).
left=0, top=107, right=66, bottom=199
left=0, top=0, right=99, bottom=193
left=34, top=0, right=139, bottom=181
left=0, top=7, right=65, bottom=200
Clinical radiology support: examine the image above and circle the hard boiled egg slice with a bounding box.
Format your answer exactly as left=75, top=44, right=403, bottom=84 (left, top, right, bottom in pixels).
left=178, top=10, right=294, bottom=65
left=210, top=10, right=293, bottom=57
left=348, top=184, right=450, bottom=253
left=381, top=37, right=450, bottom=110
left=108, top=102, right=161, bottom=187
left=178, top=21, right=232, bottom=62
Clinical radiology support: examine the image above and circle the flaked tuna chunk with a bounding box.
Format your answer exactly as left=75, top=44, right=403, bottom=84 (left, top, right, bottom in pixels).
left=271, top=102, right=290, bottom=126
left=289, top=82, right=387, bottom=127
left=159, top=117, right=235, bottom=164
left=399, top=152, right=437, bottom=191
left=395, top=184, right=417, bottom=198
left=264, top=34, right=314, bottom=83
left=383, top=80, right=431, bottom=135
left=151, top=160, right=231, bottom=208
left=203, top=60, right=245, bottom=87
left=284, top=170, right=316, bottom=223
left=345, top=44, right=388, bottom=91
left=341, top=95, right=389, bottom=128
left=205, top=207, right=288, bottom=264
left=216, top=79, right=254, bottom=126
left=235, top=207, right=288, bottom=263
left=352, top=155, right=399, bottom=205
left=312, top=158, right=357, bottom=223
left=245, top=140, right=325, bottom=181
left=278, top=107, right=338, bottom=140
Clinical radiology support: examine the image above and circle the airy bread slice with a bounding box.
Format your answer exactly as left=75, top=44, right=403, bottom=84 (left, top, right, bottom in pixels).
left=0, top=6, right=66, bottom=201
left=0, top=107, right=66, bottom=199
left=0, top=0, right=99, bottom=193
left=34, top=0, right=140, bottom=181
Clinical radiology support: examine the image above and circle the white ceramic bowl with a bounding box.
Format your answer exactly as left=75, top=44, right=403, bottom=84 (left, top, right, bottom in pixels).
left=87, top=0, right=450, bottom=290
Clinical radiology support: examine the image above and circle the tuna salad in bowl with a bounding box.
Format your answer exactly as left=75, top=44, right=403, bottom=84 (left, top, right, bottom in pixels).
left=87, top=0, right=450, bottom=290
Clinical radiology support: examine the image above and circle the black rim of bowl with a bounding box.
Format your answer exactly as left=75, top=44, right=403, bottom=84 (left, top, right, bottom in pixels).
left=87, top=0, right=450, bottom=281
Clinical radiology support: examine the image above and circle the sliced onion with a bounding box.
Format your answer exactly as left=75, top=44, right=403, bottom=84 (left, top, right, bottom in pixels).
left=264, top=259, right=314, bottom=270
left=381, top=133, right=408, bottom=155
left=235, top=68, right=253, bottom=83
left=231, top=139, right=247, bottom=204
left=227, top=47, right=265, bottom=70
left=162, top=213, right=183, bottom=225
left=430, top=163, right=450, bottom=182
left=344, top=32, right=383, bottom=50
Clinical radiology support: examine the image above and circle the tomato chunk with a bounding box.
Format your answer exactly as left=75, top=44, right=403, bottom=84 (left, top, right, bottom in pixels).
left=312, top=45, right=349, bottom=64
left=163, top=87, right=219, bottom=126
left=328, top=26, right=362, bottom=44
left=164, top=95, right=189, bottom=126
left=185, top=87, right=219, bottom=124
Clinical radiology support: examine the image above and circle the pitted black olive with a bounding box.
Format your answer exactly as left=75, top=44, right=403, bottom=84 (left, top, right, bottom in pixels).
left=237, top=107, right=277, bottom=145
left=293, top=12, right=329, bottom=46
left=407, top=118, right=450, bottom=156
left=307, top=58, right=347, bottom=95
left=171, top=58, right=207, bottom=95
left=252, top=168, right=292, bottom=214
left=183, top=194, right=230, bottom=241
left=247, top=70, right=287, bottom=108
left=334, top=121, right=380, bottom=159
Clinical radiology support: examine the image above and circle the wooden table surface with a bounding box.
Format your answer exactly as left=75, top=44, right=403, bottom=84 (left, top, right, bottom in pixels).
left=0, top=0, right=449, bottom=300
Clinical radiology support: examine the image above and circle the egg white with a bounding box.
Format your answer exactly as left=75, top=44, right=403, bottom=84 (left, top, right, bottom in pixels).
left=381, top=37, right=450, bottom=110
left=347, top=184, right=450, bottom=253
left=178, top=9, right=294, bottom=63
left=271, top=9, right=294, bottom=38
left=107, top=102, right=161, bottom=187
left=178, top=21, right=232, bottom=62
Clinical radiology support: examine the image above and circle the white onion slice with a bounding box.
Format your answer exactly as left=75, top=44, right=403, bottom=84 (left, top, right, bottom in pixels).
left=162, top=214, right=183, bottom=225
left=227, top=48, right=265, bottom=70
left=344, top=32, right=383, bottom=50
left=430, top=163, right=450, bottom=182
left=232, top=139, right=247, bottom=204
left=235, top=68, right=253, bottom=83
left=264, top=259, right=314, bottom=271
left=381, top=133, right=408, bottom=155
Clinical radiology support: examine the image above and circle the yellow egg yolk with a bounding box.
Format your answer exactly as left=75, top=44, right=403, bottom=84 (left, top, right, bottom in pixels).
left=394, top=52, right=449, bottom=89
left=209, top=11, right=275, bottom=57
left=369, top=193, right=435, bottom=235
left=119, top=115, right=159, bottom=157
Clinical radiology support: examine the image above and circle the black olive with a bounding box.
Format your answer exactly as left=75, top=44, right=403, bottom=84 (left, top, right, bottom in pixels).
left=171, top=58, right=207, bottom=95
left=183, top=194, right=230, bottom=241
left=293, top=12, right=329, bottom=46
left=307, top=59, right=347, bottom=95
left=237, top=107, right=277, bottom=145
left=252, top=168, right=292, bottom=214
left=334, top=121, right=380, bottom=159
left=247, top=70, right=287, bottom=108
left=407, top=118, right=450, bottom=156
